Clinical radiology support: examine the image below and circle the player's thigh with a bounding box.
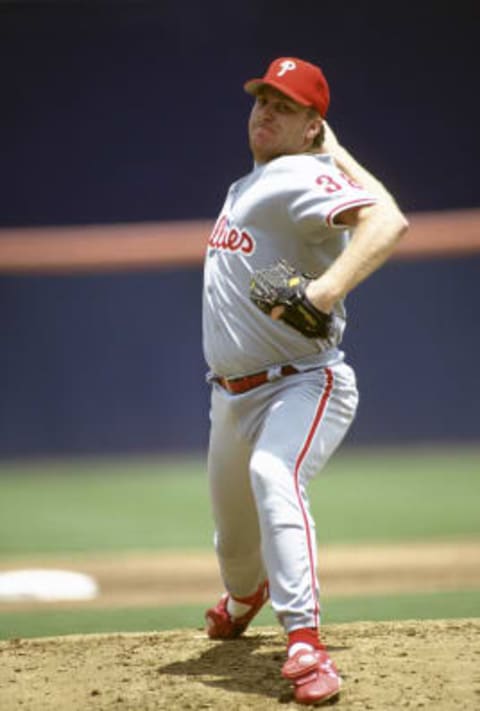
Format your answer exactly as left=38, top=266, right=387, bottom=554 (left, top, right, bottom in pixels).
left=252, top=365, right=357, bottom=487
left=207, top=387, right=259, bottom=543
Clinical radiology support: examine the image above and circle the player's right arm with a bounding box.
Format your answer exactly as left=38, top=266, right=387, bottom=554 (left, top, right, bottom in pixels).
left=320, top=121, right=401, bottom=211
left=304, top=125, right=409, bottom=313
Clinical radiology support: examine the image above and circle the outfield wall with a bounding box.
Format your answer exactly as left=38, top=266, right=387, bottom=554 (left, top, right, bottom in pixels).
left=0, top=248, right=478, bottom=457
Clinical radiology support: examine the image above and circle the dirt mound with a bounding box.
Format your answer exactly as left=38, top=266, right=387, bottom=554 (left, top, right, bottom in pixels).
left=1, top=619, right=479, bottom=710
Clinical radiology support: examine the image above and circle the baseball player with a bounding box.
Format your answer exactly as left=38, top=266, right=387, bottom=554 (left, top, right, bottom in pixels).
left=203, top=57, right=408, bottom=705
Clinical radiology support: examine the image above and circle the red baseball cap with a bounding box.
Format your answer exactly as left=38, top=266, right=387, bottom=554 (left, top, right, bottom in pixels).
left=244, top=57, right=330, bottom=118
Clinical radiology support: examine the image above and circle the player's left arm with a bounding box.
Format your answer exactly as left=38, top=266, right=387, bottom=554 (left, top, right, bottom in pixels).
left=305, top=201, right=409, bottom=313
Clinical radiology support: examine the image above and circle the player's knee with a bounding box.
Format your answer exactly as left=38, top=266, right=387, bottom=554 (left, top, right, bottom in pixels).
left=249, top=449, right=291, bottom=498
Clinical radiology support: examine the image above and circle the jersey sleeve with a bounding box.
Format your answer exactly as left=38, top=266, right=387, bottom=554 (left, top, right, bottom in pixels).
left=285, top=154, right=377, bottom=234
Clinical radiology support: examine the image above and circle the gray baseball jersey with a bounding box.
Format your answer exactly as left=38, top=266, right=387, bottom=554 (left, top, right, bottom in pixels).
left=203, top=153, right=376, bottom=377
left=204, top=152, right=376, bottom=633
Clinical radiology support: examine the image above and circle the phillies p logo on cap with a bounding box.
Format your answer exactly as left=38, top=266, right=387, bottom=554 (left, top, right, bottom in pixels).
left=244, top=56, right=330, bottom=118
left=277, top=59, right=297, bottom=77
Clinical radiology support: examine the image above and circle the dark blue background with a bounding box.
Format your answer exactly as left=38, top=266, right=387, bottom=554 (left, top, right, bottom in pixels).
left=1, top=1, right=478, bottom=456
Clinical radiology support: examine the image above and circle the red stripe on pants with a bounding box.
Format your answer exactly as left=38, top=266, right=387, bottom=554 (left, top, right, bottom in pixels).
left=293, top=367, right=334, bottom=625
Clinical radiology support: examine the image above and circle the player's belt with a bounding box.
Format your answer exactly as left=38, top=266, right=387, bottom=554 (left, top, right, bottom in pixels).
left=216, top=365, right=299, bottom=394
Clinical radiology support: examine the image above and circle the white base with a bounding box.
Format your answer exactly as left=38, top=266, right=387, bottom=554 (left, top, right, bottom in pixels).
left=0, top=569, right=99, bottom=601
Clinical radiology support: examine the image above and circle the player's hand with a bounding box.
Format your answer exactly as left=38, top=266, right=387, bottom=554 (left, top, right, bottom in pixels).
left=267, top=279, right=334, bottom=319
left=271, top=305, right=285, bottom=320
left=250, top=260, right=334, bottom=339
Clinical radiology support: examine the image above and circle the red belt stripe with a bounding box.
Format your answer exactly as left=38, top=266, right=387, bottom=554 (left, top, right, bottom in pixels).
left=216, top=365, right=298, bottom=394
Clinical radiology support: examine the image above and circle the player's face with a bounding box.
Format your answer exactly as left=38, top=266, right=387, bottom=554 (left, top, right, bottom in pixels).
left=248, top=86, right=322, bottom=164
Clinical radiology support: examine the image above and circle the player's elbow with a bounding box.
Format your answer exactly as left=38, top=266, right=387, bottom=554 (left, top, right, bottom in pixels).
left=371, top=201, right=409, bottom=244
left=394, top=212, right=409, bottom=245
left=393, top=204, right=409, bottom=235
left=389, top=210, right=409, bottom=244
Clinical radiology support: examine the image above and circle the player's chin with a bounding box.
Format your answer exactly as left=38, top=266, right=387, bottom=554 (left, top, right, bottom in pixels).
left=251, top=137, right=280, bottom=164
left=250, top=127, right=275, bottom=148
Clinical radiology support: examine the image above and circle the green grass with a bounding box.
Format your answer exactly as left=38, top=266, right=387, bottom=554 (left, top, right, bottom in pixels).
left=322, top=589, right=480, bottom=624
left=0, top=457, right=214, bottom=555
left=311, top=447, right=480, bottom=543
left=0, top=448, right=479, bottom=556
left=1, top=589, right=478, bottom=641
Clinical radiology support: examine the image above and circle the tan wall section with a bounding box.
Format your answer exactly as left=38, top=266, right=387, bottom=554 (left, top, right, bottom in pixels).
left=0, top=208, right=478, bottom=274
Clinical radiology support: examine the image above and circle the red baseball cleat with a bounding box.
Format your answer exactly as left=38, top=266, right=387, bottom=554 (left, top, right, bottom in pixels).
left=205, top=581, right=269, bottom=639
left=282, top=647, right=341, bottom=705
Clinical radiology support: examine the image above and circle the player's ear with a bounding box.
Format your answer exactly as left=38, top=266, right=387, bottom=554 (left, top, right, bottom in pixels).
left=306, top=113, right=322, bottom=142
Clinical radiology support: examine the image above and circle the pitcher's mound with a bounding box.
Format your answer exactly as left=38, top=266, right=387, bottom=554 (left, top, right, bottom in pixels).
left=1, top=619, right=478, bottom=710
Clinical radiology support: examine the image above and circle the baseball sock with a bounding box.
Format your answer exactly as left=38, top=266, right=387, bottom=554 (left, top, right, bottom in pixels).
left=226, top=582, right=266, bottom=619
left=226, top=597, right=252, bottom=618
left=288, top=627, right=322, bottom=657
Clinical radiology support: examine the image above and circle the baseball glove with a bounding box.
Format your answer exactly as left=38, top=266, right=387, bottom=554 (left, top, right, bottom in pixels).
left=249, top=260, right=333, bottom=339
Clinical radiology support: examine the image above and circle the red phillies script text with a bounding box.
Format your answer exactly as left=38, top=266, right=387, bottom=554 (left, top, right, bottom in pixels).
left=208, top=215, right=256, bottom=255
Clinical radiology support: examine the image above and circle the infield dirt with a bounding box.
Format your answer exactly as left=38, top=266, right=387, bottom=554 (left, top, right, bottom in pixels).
left=0, top=540, right=479, bottom=710
left=1, top=619, right=479, bottom=710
